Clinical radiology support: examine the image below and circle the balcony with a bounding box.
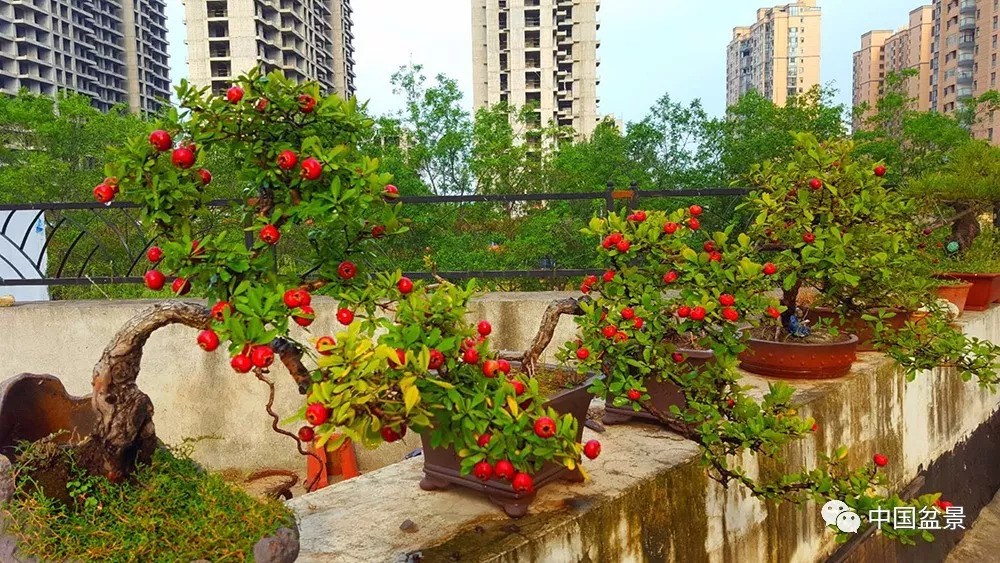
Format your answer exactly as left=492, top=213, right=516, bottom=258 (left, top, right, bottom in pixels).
left=960, top=0, right=976, bottom=14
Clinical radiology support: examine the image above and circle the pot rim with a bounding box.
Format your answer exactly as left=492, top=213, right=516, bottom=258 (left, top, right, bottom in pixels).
left=746, top=333, right=860, bottom=349
left=937, top=272, right=1000, bottom=279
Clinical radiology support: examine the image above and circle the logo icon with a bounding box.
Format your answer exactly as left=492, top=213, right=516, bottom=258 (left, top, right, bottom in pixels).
left=836, top=510, right=862, bottom=533
left=822, top=499, right=861, bottom=533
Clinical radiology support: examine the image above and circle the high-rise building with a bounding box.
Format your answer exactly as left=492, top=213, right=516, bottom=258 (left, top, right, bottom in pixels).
left=853, top=6, right=935, bottom=124
left=184, top=0, right=356, bottom=97
left=472, top=0, right=601, bottom=141
left=726, top=0, right=822, bottom=107
left=0, top=0, right=170, bottom=113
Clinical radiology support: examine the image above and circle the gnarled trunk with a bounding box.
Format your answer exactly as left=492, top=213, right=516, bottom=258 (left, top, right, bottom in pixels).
left=952, top=202, right=982, bottom=252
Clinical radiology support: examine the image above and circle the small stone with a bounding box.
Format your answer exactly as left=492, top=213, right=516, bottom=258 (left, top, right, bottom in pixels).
left=252, top=527, right=300, bottom=563
left=400, top=519, right=419, bottom=533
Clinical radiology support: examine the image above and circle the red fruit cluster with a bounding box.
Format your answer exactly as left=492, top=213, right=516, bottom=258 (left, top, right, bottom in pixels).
left=283, top=288, right=312, bottom=308
left=580, top=274, right=598, bottom=294
left=719, top=294, right=735, bottom=307
left=627, top=210, right=646, bottom=222
left=93, top=182, right=117, bottom=203
left=293, top=305, right=315, bottom=327
left=231, top=354, right=252, bottom=373
left=663, top=222, right=679, bottom=235
left=690, top=306, right=706, bottom=321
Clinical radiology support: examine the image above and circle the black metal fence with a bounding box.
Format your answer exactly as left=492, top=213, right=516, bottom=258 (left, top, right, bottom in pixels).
left=0, top=184, right=751, bottom=288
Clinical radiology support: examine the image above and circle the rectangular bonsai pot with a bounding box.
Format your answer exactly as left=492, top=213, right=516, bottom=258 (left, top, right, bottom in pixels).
left=939, top=273, right=1000, bottom=311
left=418, top=377, right=595, bottom=518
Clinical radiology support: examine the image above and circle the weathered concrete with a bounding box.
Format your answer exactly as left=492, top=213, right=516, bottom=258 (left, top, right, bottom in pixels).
left=0, top=293, right=579, bottom=474
left=286, top=307, right=1000, bottom=562
left=948, top=488, right=1000, bottom=563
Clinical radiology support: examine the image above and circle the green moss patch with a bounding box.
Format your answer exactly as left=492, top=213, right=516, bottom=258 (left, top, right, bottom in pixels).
left=2, top=446, right=293, bottom=562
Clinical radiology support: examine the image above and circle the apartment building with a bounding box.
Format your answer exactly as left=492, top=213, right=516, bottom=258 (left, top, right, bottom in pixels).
left=184, top=0, right=356, bottom=97
left=853, top=6, right=935, bottom=124
left=726, top=0, right=822, bottom=107
left=0, top=0, right=170, bottom=113
left=472, top=0, right=602, bottom=141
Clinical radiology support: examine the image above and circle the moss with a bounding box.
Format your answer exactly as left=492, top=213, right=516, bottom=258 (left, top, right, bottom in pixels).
left=2, top=445, right=293, bottom=562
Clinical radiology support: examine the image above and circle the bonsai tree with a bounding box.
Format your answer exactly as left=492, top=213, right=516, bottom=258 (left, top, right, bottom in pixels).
left=555, top=205, right=942, bottom=544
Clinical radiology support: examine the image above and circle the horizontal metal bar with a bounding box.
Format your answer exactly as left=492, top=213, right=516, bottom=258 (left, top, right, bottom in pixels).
left=0, top=199, right=237, bottom=211
left=0, top=276, right=145, bottom=286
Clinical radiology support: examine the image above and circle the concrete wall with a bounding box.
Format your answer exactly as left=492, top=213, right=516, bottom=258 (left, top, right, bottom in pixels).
left=286, top=307, right=1000, bottom=562
left=0, top=293, right=581, bottom=474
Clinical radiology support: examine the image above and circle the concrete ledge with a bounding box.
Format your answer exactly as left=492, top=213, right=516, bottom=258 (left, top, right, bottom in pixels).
left=287, top=308, right=1000, bottom=562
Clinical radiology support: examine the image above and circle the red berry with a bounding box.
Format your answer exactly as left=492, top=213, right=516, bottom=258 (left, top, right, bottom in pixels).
left=533, top=417, right=556, bottom=438
left=463, top=347, right=480, bottom=364
left=149, top=129, right=172, bottom=151
left=171, top=277, right=191, bottom=296
left=633, top=317, right=644, bottom=329
left=672, top=352, right=685, bottom=363
left=482, top=359, right=500, bottom=378
left=293, top=305, right=315, bottom=327
left=583, top=440, right=601, bottom=460
left=277, top=150, right=298, bottom=170
left=461, top=338, right=477, bottom=350
left=722, top=307, right=739, bottom=322
left=478, top=320, right=492, bottom=336
left=690, top=306, right=706, bottom=321
left=428, top=349, right=445, bottom=370
left=704, top=241, right=715, bottom=252
left=381, top=425, right=406, bottom=442
left=689, top=205, right=703, bottom=216
left=211, top=301, right=232, bottom=322
left=477, top=433, right=492, bottom=448
left=495, top=460, right=516, bottom=481
left=298, top=426, right=315, bottom=442
left=677, top=306, right=691, bottom=318
left=389, top=348, right=406, bottom=368
left=688, top=218, right=701, bottom=230
left=259, top=224, right=281, bottom=245
left=305, top=403, right=330, bottom=426
left=811, top=422, right=819, bottom=432
left=383, top=184, right=399, bottom=199
left=294, top=290, right=312, bottom=308
left=397, top=277, right=414, bottom=294
left=629, top=210, right=647, bottom=222
left=627, top=389, right=642, bottom=401
left=602, top=270, right=615, bottom=283
left=301, top=157, right=323, bottom=180
left=255, top=98, right=269, bottom=112
left=766, top=306, right=781, bottom=319
left=511, top=380, right=526, bottom=395
left=190, top=240, right=205, bottom=259
left=621, top=307, right=635, bottom=321
left=197, top=329, right=220, bottom=351
left=371, top=225, right=386, bottom=238
left=602, top=325, right=618, bottom=338
left=226, top=85, right=244, bottom=103
left=315, top=336, right=336, bottom=355
left=144, top=270, right=166, bottom=290
left=576, top=347, right=590, bottom=360
left=283, top=289, right=309, bottom=308
left=607, top=232, right=623, bottom=245
left=473, top=461, right=494, bottom=481
left=936, top=499, right=953, bottom=510
left=601, top=236, right=614, bottom=250
left=93, top=183, right=115, bottom=203
left=663, top=270, right=679, bottom=284
left=334, top=261, right=356, bottom=280
left=874, top=165, right=887, bottom=177
left=763, top=262, right=778, bottom=276
left=197, top=168, right=213, bottom=185
left=808, top=177, right=822, bottom=190
left=803, top=232, right=816, bottom=244
left=171, top=147, right=195, bottom=169
left=616, top=239, right=631, bottom=252
left=298, top=93, right=317, bottom=113
left=719, top=294, right=735, bottom=307
left=663, top=222, right=679, bottom=235
left=709, top=251, right=723, bottom=262
left=873, top=454, right=888, bottom=467
left=146, top=246, right=164, bottom=263
left=250, top=345, right=275, bottom=368
left=614, top=331, right=628, bottom=343
left=497, top=359, right=511, bottom=375
left=231, top=354, right=253, bottom=373
left=512, top=472, right=534, bottom=494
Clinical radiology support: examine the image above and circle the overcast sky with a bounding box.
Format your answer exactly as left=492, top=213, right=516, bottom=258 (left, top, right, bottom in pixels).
left=164, top=0, right=924, bottom=123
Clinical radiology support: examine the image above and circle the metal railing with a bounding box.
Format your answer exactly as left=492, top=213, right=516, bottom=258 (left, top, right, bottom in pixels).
left=0, top=185, right=751, bottom=287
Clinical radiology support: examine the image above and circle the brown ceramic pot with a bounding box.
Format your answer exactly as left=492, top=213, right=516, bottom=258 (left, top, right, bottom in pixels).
left=739, top=334, right=859, bottom=379
left=602, top=348, right=713, bottom=426
left=935, top=282, right=974, bottom=316
left=419, top=378, right=594, bottom=518
left=804, top=307, right=921, bottom=352
left=937, top=273, right=1000, bottom=312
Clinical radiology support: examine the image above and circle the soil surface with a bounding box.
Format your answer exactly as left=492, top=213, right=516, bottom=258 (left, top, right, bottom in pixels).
left=746, top=325, right=854, bottom=345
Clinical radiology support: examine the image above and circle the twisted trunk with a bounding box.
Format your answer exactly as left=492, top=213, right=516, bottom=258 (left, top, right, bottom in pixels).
left=952, top=202, right=981, bottom=252
left=498, top=297, right=584, bottom=374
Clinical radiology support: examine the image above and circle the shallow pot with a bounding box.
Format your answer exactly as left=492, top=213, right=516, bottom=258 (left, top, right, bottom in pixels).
left=935, top=282, right=974, bottom=316
left=603, top=347, right=713, bottom=426
left=418, top=378, right=594, bottom=518
left=937, top=273, right=1000, bottom=311
left=804, top=307, right=917, bottom=352
left=738, top=334, right=859, bottom=380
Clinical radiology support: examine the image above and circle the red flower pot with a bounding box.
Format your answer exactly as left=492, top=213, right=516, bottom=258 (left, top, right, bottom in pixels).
left=804, top=307, right=920, bottom=352
left=935, top=282, right=974, bottom=316
left=739, top=334, right=859, bottom=379
left=937, top=273, right=1000, bottom=312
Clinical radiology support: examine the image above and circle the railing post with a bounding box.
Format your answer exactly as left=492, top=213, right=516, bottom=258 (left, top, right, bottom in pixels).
left=605, top=181, right=614, bottom=217
left=629, top=181, right=639, bottom=212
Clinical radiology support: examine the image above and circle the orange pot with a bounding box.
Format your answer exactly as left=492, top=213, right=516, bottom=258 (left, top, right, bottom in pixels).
left=937, top=273, right=1000, bottom=312
left=935, top=282, right=974, bottom=315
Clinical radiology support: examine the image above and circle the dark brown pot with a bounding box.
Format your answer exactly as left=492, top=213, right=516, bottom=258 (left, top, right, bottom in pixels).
left=419, top=378, right=594, bottom=518
left=739, top=334, right=859, bottom=379
left=804, top=307, right=919, bottom=352
left=938, top=273, right=1000, bottom=311
left=936, top=282, right=974, bottom=316
left=0, top=373, right=95, bottom=460
left=603, top=348, right=713, bottom=426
